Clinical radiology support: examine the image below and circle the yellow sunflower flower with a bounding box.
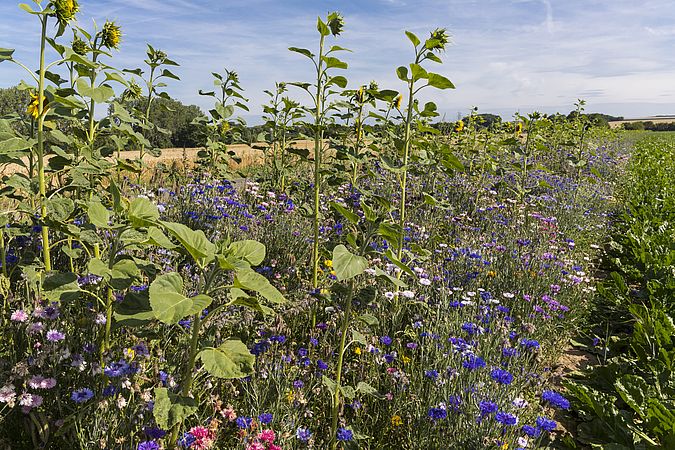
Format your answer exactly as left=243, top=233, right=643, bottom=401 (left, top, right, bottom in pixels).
left=101, top=21, right=121, bottom=50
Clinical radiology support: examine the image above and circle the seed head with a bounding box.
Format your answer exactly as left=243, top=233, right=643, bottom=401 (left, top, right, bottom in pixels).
left=51, top=0, right=79, bottom=25
left=100, top=21, right=121, bottom=50
left=327, top=12, right=345, bottom=36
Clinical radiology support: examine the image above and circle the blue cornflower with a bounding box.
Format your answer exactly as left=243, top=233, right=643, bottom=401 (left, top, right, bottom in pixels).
left=380, top=336, right=393, bottom=346
left=520, top=338, right=540, bottom=349
left=536, top=416, right=557, bottom=432
left=137, top=441, right=160, bottom=450
left=521, top=424, right=541, bottom=437
left=490, top=368, right=514, bottom=385
left=297, top=347, right=308, bottom=357
left=236, top=416, right=252, bottom=429
left=428, top=407, right=447, bottom=421
left=258, top=413, right=273, bottom=424
left=102, top=385, right=118, bottom=397
left=424, top=369, right=439, bottom=379
left=177, top=432, right=196, bottom=447
left=479, top=400, right=498, bottom=415
left=71, top=388, right=94, bottom=403
left=502, top=347, right=519, bottom=357
left=541, top=390, right=570, bottom=410
left=104, top=360, right=132, bottom=378
left=293, top=379, right=304, bottom=389
left=495, top=411, right=518, bottom=426
left=336, top=427, right=353, bottom=441
left=296, top=427, right=312, bottom=441
left=462, top=355, right=486, bottom=370
left=317, top=359, right=328, bottom=370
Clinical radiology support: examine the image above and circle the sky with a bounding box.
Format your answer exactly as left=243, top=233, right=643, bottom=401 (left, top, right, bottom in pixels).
left=1, top=0, right=675, bottom=122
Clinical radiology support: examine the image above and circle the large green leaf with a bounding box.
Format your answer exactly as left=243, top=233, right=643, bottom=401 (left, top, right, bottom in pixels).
left=128, top=197, right=159, bottom=228
left=87, top=201, right=110, bottom=228
left=114, top=290, right=154, bottom=327
left=43, top=272, right=80, bottom=302
left=197, top=340, right=255, bottom=379
left=332, top=245, right=367, bottom=281
left=152, top=387, right=197, bottom=430
left=427, top=72, right=455, bottom=90
left=161, top=221, right=215, bottom=267
left=149, top=273, right=212, bottom=324
left=76, top=79, right=115, bottom=103
left=233, top=269, right=285, bottom=304
left=228, top=240, right=265, bottom=266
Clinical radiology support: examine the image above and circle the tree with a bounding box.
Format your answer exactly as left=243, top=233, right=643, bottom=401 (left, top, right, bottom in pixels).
left=0, top=85, right=32, bottom=136
left=110, top=95, right=207, bottom=148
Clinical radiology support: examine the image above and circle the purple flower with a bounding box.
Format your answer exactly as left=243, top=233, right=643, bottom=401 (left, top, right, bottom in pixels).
left=462, top=355, right=486, bottom=370
left=479, top=400, right=498, bottom=415
left=236, top=416, right=252, bottom=429
left=46, top=329, right=65, bottom=342
left=258, top=413, right=273, bottom=424
left=380, top=335, right=393, bottom=346
left=522, top=425, right=541, bottom=437
left=137, top=441, right=160, bottom=450
left=296, top=427, right=312, bottom=441
left=71, top=388, right=94, bottom=403
left=336, top=427, right=353, bottom=441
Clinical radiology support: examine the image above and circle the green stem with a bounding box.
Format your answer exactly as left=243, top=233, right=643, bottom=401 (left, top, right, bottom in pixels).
left=37, top=16, right=51, bottom=272
left=0, top=226, right=6, bottom=277
left=330, top=277, right=356, bottom=450
left=397, top=75, right=417, bottom=263
left=311, top=34, right=326, bottom=292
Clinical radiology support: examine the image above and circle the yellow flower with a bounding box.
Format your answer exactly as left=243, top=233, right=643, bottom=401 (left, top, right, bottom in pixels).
left=501, top=442, right=509, bottom=450
left=320, top=288, right=329, bottom=295
left=515, top=122, right=523, bottom=134
left=454, top=120, right=464, bottom=133
left=27, top=93, right=47, bottom=120
left=393, top=94, right=403, bottom=109
left=391, top=415, right=403, bottom=427
left=330, top=270, right=336, bottom=277
left=353, top=346, right=362, bottom=355
left=123, top=348, right=135, bottom=360
left=487, top=270, right=496, bottom=278
left=52, top=0, right=79, bottom=25
left=285, top=389, right=295, bottom=403
left=101, top=21, right=121, bottom=50
left=401, top=355, right=411, bottom=364
left=324, top=259, right=333, bottom=268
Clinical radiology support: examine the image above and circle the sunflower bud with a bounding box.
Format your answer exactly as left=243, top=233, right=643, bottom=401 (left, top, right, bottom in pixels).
left=356, top=86, right=366, bottom=103
left=51, top=0, right=79, bottom=25
left=427, top=28, right=450, bottom=52
left=327, top=12, right=345, bottom=36
left=454, top=119, right=464, bottom=133
left=393, top=94, right=403, bottom=109
left=72, top=35, right=89, bottom=55
left=100, top=21, right=121, bottom=50
left=515, top=122, right=523, bottom=134
left=122, top=79, right=142, bottom=101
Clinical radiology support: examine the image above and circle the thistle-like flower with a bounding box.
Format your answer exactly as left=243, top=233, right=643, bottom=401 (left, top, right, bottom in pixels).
left=327, top=12, right=345, bottom=36
left=100, top=21, right=121, bottom=50
left=427, top=28, right=450, bottom=52
left=72, top=35, right=89, bottom=55
left=51, top=0, right=79, bottom=25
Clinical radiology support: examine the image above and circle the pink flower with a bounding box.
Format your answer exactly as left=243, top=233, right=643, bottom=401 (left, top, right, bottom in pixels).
left=222, top=406, right=237, bottom=421
left=189, top=426, right=211, bottom=439
left=10, top=310, right=28, bottom=322
left=258, top=429, right=275, bottom=443
left=246, top=443, right=265, bottom=450
left=269, top=445, right=282, bottom=450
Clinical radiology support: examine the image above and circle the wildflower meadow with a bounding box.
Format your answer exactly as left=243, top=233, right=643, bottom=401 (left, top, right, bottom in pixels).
left=0, top=1, right=673, bottom=449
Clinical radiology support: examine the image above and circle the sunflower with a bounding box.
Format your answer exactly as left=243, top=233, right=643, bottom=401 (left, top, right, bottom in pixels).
left=515, top=122, right=523, bottom=134
left=27, top=92, right=47, bottom=120
left=72, top=35, right=89, bottom=55
left=52, top=0, right=79, bottom=25
left=100, top=21, right=121, bottom=50
left=327, top=12, right=344, bottom=36
left=393, top=94, right=403, bottom=109
left=454, top=119, right=464, bottom=133
left=427, top=28, right=450, bottom=52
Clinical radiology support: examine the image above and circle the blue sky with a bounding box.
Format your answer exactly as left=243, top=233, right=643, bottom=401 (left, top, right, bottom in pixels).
left=2, top=0, right=675, bottom=121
